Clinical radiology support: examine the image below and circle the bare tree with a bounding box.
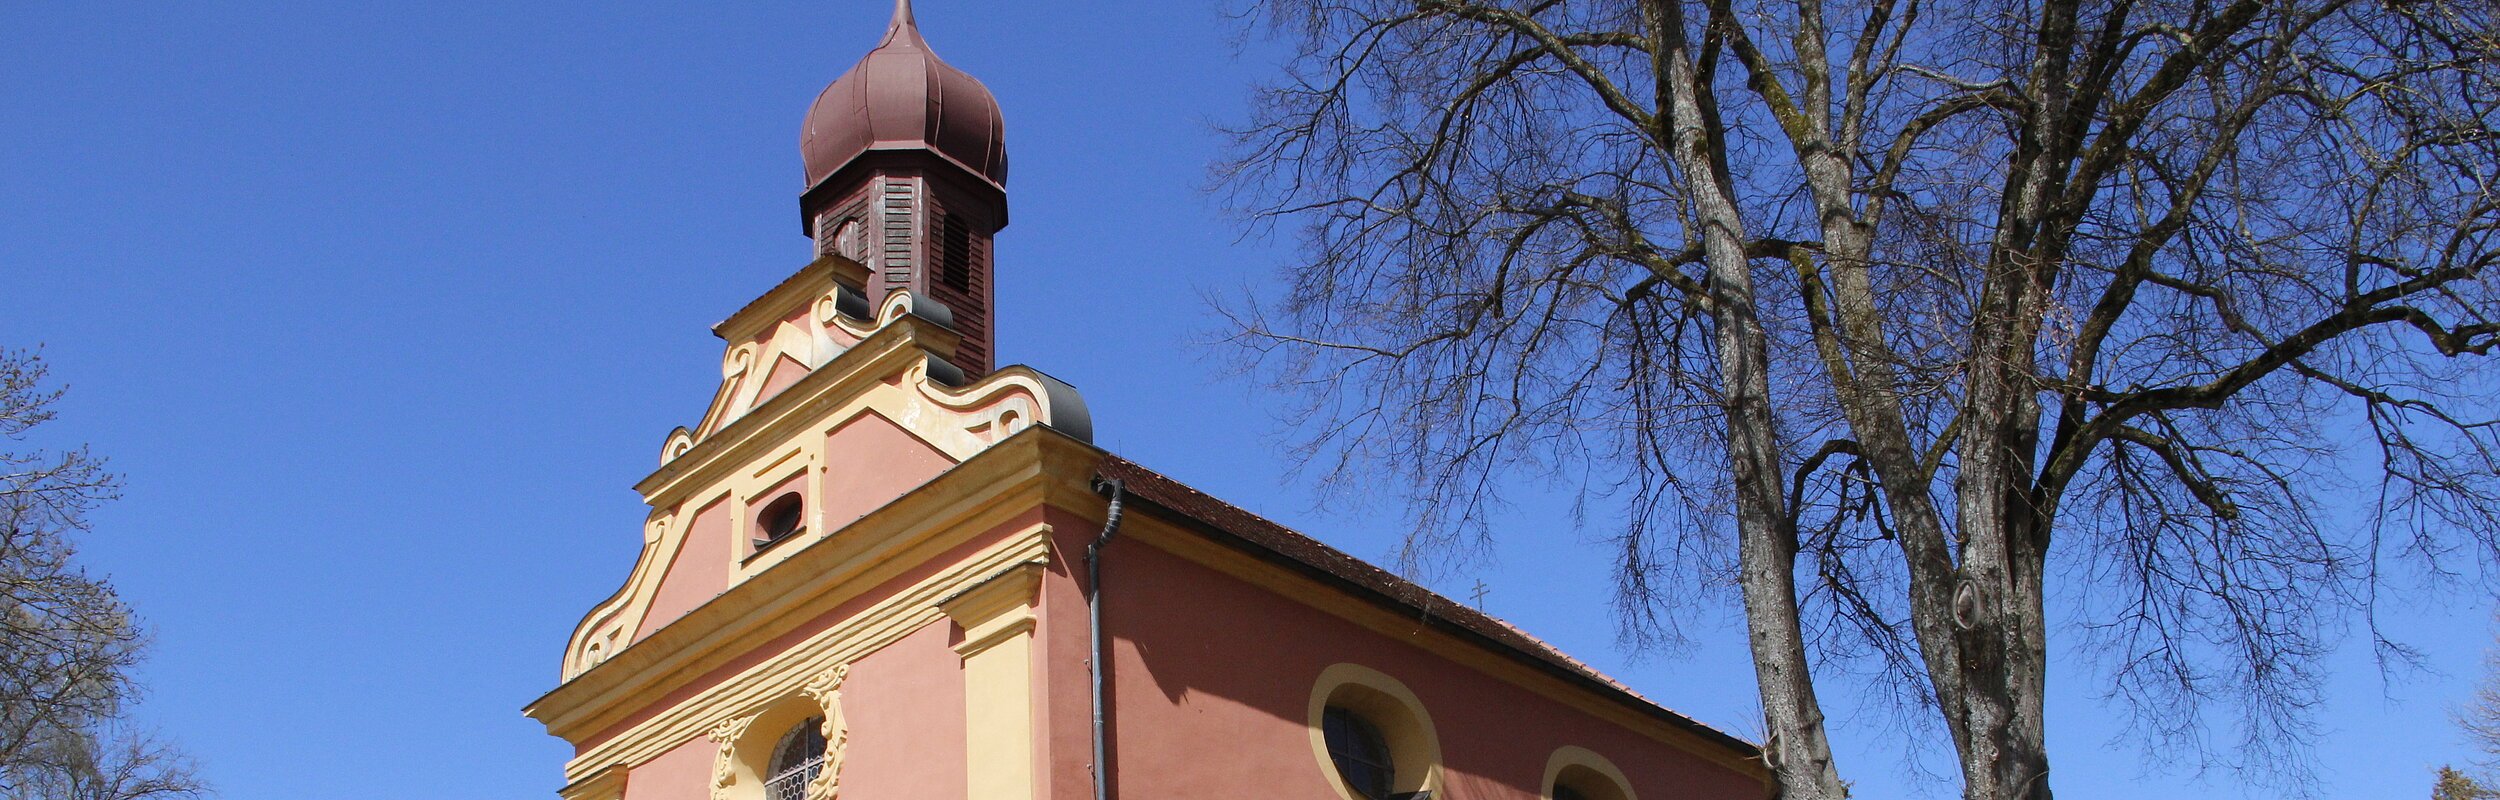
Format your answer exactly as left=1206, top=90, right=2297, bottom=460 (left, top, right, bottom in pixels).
left=1217, top=0, right=2500, bottom=798
left=0, top=350, right=199, bottom=800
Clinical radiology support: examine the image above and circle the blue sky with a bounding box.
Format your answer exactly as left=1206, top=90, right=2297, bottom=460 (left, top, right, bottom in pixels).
left=0, top=3, right=2486, bottom=798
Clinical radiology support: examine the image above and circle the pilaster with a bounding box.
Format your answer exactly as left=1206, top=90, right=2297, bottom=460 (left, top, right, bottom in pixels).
left=938, top=559, right=1048, bottom=800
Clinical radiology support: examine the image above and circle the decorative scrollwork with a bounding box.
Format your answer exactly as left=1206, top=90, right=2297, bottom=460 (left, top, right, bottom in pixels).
left=662, top=429, right=696, bottom=466
left=723, top=344, right=758, bottom=379
left=801, top=664, right=851, bottom=800
left=708, top=714, right=755, bottom=800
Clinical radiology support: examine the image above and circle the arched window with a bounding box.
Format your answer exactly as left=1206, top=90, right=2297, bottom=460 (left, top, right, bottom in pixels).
left=763, top=717, right=827, bottom=800
left=1323, top=705, right=1396, bottom=800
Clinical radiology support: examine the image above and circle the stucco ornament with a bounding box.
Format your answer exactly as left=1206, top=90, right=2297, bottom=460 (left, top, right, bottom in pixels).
left=661, top=428, right=696, bottom=466
left=800, top=664, right=852, bottom=800
left=707, top=714, right=755, bottom=800
left=723, top=344, right=757, bottom=379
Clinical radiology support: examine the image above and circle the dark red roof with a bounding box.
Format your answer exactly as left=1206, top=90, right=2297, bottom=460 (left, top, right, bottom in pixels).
left=800, top=0, right=1007, bottom=190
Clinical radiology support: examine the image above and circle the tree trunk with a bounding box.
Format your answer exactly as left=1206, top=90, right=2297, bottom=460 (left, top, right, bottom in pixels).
left=1639, top=2, right=1851, bottom=797
left=1948, top=419, right=2054, bottom=800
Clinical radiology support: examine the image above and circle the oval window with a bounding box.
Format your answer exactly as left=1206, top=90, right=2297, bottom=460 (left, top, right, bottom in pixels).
left=1307, top=664, right=1438, bottom=800
left=755, top=492, right=806, bottom=548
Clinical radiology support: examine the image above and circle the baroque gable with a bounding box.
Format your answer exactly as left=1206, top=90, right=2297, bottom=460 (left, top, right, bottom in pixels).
left=559, top=259, right=1087, bottom=682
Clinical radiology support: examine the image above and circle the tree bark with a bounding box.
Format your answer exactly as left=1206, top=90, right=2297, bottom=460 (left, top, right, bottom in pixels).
left=1640, top=2, right=1851, bottom=797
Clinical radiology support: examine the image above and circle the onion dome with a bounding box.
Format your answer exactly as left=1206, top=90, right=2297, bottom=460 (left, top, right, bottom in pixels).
left=800, top=0, right=1008, bottom=190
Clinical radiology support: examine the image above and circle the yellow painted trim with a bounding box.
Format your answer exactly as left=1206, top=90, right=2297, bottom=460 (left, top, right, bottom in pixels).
left=1542, top=746, right=1637, bottom=800
left=940, top=559, right=1047, bottom=800
left=532, top=429, right=1102, bottom=788
left=1306, top=663, right=1444, bottom=800
left=664, top=289, right=1060, bottom=505
left=938, top=560, right=1047, bottom=657
left=799, top=665, right=852, bottom=800
left=724, top=321, right=816, bottom=416
left=563, top=313, right=1081, bottom=675
left=696, top=343, right=759, bottom=439
left=600, top=488, right=733, bottom=661
left=958, top=630, right=1038, bottom=800
left=559, top=368, right=1085, bottom=682
left=751, top=447, right=806, bottom=481
left=541, top=521, right=1057, bottom=782
left=646, top=325, right=931, bottom=499
left=558, top=762, right=627, bottom=800
left=706, top=715, right=754, bottom=800
left=710, top=256, right=862, bottom=346
left=707, top=663, right=852, bottom=800
left=538, top=431, right=1077, bottom=725
left=561, top=507, right=676, bottom=677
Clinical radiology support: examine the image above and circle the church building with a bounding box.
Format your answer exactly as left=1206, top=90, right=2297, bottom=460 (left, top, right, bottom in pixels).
left=522, top=5, right=1771, bottom=800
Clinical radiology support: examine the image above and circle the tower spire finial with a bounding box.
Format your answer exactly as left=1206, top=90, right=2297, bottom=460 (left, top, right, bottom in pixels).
left=891, top=0, right=914, bottom=29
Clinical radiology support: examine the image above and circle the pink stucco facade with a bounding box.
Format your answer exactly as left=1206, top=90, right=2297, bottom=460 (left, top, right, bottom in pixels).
left=529, top=7, right=1763, bottom=800
left=635, top=498, right=729, bottom=642
left=619, top=735, right=713, bottom=800
left=575, top=506, right=1055, bottom=756
left=820, top=412, right=956, bottom=531
left=605, top=617, right=972, bottom=800
left=838, top=622, right=973, bottom=800
left=1086, top=533, right=1761, bottom=800
left=573, top=472, right=1763, bottom=799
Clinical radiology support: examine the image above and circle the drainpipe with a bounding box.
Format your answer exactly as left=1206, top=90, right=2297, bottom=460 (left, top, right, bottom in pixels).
left=1085, top=477, right=1126, bottom=800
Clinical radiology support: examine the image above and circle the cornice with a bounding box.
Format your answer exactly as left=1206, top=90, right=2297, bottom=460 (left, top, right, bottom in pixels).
left=550, top=522, right=1049, bottom=778
left=798, top=148, right=1010, bottom=234
left=936, top=559, right=1048, bottom=658
left=710, top=254, right=875, bottom=344
left=558, top=762, right=627, bottom=800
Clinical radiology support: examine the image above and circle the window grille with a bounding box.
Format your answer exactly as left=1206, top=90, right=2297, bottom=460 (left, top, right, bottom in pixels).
left=764, top=717, right=828, bottom=800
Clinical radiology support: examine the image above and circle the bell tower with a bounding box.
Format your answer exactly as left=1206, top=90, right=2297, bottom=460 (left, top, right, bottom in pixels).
left=798, top=0, right=1007, bottom=378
